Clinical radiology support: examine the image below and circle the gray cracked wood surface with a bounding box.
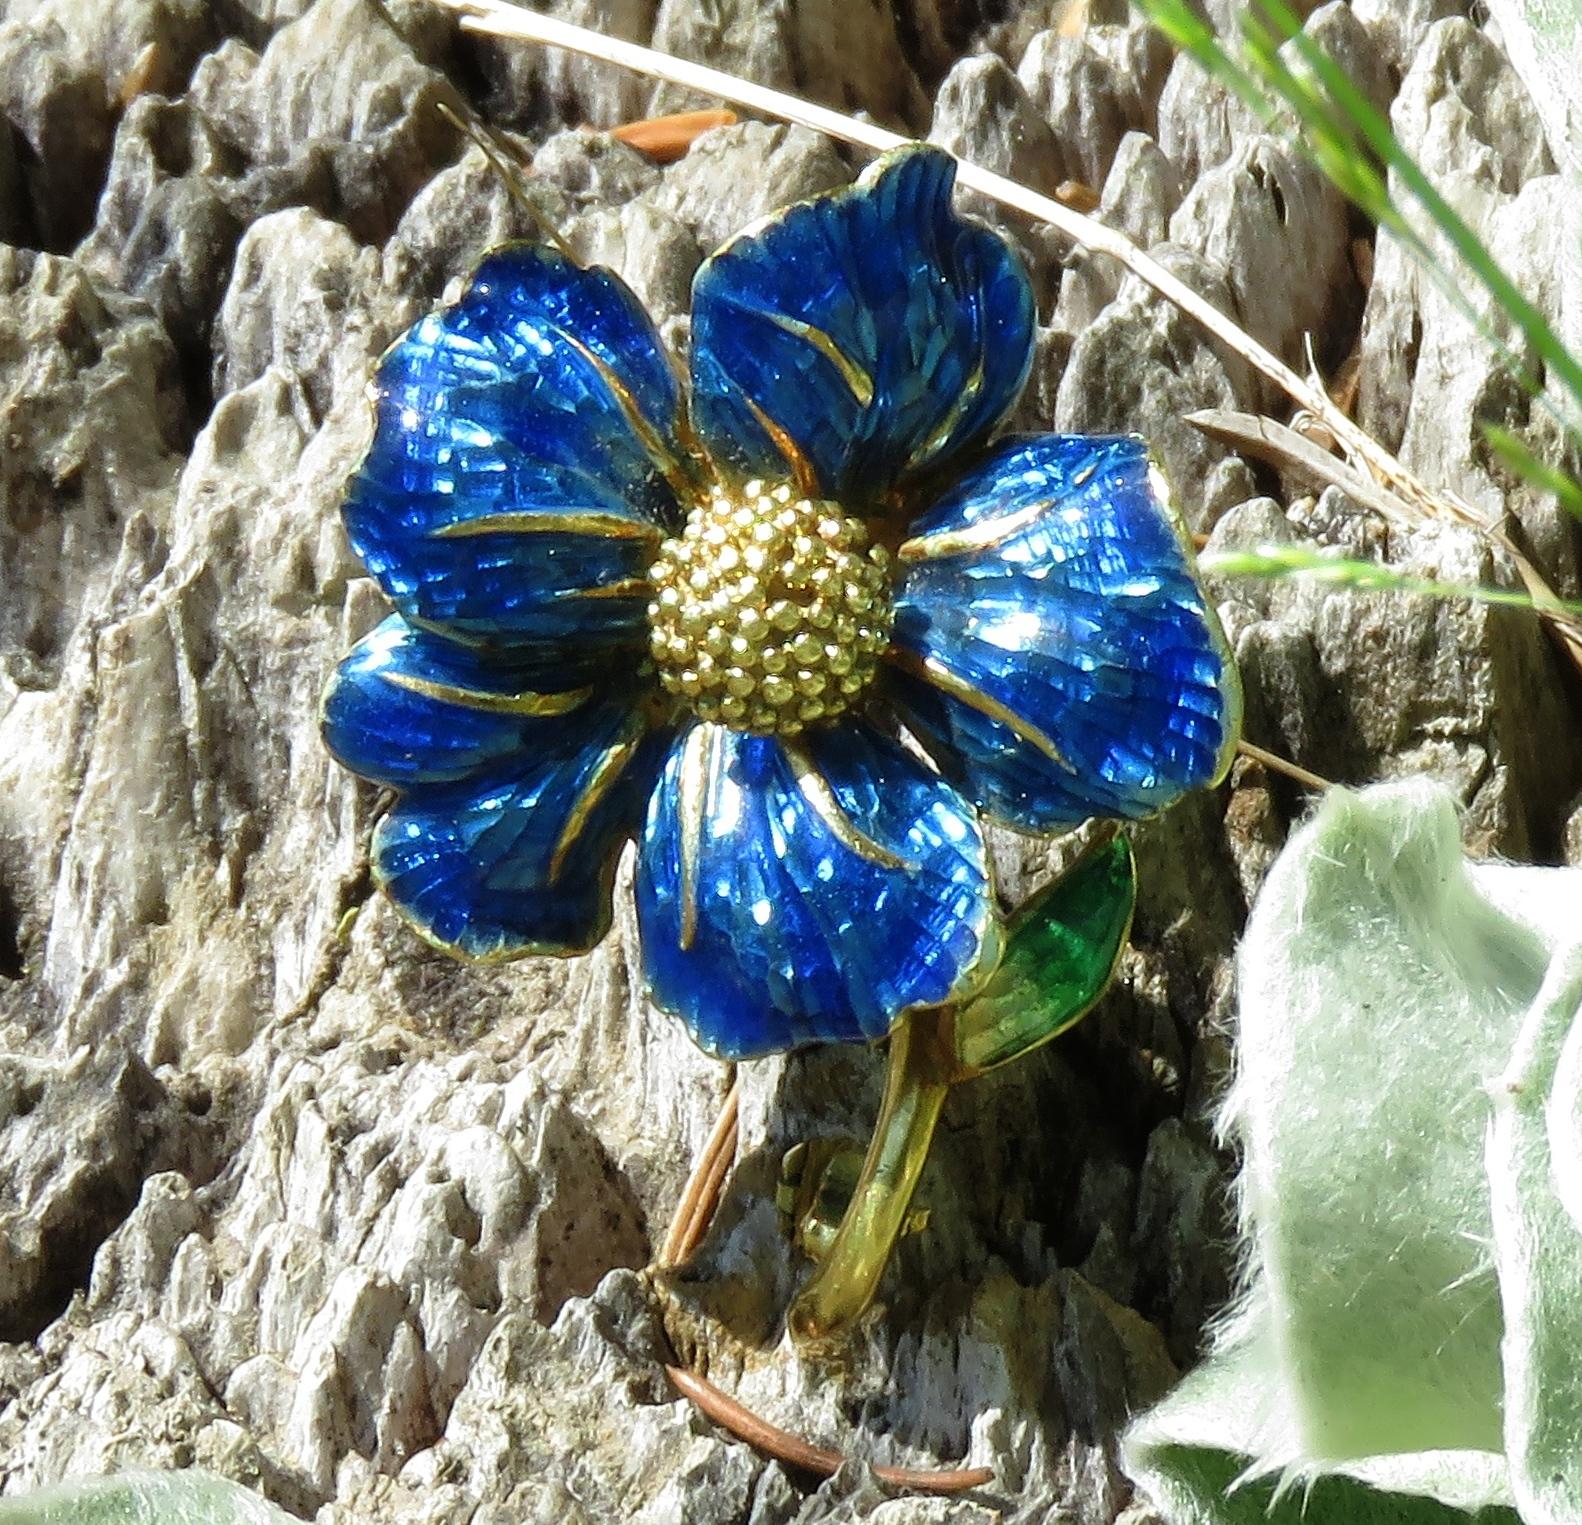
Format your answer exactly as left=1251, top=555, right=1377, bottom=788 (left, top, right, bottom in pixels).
left=0, top=0, right=1579, bottom=1520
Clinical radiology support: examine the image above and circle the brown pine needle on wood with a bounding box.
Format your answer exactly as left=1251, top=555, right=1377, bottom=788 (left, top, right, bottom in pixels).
left=664, top=1364, right=996, bottom=1493
left=658, top=1078, right=739, bottom=1268
left=612, top=107, right=737, bottom=161
left=652, top=1081, right=991, bottom=1493
left=1055, top=179, right=1100, bottom=213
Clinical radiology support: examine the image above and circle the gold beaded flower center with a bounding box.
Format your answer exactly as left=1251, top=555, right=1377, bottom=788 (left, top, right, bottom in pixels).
left=647, top=481, right=893, bottom=735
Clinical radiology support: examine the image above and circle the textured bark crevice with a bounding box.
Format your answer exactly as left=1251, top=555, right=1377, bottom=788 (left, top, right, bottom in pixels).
left=0, top=1, right=1577, bottom=1520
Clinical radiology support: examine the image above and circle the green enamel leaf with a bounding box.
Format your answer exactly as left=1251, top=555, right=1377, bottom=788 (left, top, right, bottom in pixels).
left=953, top=831, right=1135, bottom=1077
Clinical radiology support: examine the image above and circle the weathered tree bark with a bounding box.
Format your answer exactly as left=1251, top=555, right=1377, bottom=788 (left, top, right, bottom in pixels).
left=0, top=1, right=1577, bottom=1520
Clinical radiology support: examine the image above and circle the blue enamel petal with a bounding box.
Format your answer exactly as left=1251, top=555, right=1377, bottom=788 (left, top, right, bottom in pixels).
left=888, top=434, right=1242, bottom=831
left=320, top=614, right=604, bottom=788
left=634, top=722, right=996, bottom=1060
left=372, top=700, right=670, bottom=960
left=689, top=145, right=1035, bottom=504
left=343, top=243, right=696, bottom=660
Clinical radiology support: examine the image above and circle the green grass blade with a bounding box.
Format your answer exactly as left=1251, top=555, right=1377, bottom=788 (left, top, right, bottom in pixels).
left=1134, top=0, right=1286, bottom=133
left=1252, top=0, right=1582, bottom=418
left=1482, top=423, right=1582, bottom=525
left=1138, top=0, right=1582, bottom=479
left=1201, top=544, right=1582, bottom=620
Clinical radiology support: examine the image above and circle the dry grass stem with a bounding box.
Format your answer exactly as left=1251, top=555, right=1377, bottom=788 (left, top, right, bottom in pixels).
left=1188, top=408, right=1410, bottom=522
left=418, top=7, right=1408, bottom=490
left=1237, top=740, right=1332, bottom=791
left=1192, top=407, right=1582, bottom=644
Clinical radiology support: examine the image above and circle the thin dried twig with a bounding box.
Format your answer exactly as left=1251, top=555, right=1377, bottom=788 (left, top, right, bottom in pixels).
left=664, top=1365, right=996, bottom=1493
left=433, top=98, right=578, bottom=259
left=1187, top=408, right=1410, bottom=524
left=428, top=0, right=1582, bottom=677
left=1237, top=739, right=1332, bottom=791
left=673, top=1087, right=738, bottom=1262
left=658, top=1078, right=739, bottom=1268
left=1189, top=408, right=1582, bottom=646
left=1508, top=555, right=1582, bottom=666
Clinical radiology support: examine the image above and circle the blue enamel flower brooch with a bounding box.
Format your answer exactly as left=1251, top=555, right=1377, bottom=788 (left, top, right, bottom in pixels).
left=322, top=143, right=1240, bottom=1340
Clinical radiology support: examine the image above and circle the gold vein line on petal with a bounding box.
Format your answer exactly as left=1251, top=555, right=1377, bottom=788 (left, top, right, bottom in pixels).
left=431, top=511, right=663, bottom=542
left=548, top=715, right=648, bottom=884
left=739, top=389, right=822, bottom=500
left=561, top=329, right=702, bottom=506
left=781, top=737, right=917, bottom=873
left=558, top=576, right=655, bottom=601
left=380, top=670, right=594, bottom=717
left=897, top=497, right=1055, bottom=563
left=886, top=645, right=1076, bottom=775
left=677, top=722, right=717, bottom=952
left=761, top=312, right=875, bottom=406
left=900, top=358, right=983, bottom=477
left=406, top=614, right=491, bottom=649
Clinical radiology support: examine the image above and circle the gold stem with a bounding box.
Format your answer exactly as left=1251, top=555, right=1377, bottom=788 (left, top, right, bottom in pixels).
left=787, top=1007, right=954, bottom=1345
